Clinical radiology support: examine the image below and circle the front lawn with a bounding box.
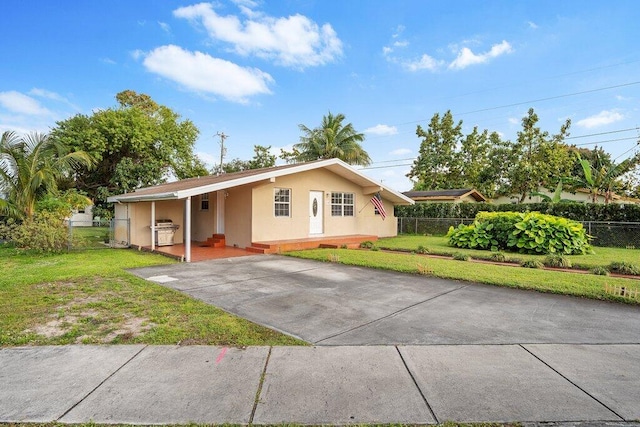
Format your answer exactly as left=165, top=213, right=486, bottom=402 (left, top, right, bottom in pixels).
left=0, top=247, right=304, bottom=347
left=286, top=248, right=640, bottom=304
left=376, top=235, right=640, bottom=270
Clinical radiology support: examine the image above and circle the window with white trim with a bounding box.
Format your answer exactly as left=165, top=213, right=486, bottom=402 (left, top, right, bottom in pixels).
left=274, top=188, right=291, bottom=217
left=200, top=193, right=209, bottom=211
left=331, top=192, right=354, bottom=216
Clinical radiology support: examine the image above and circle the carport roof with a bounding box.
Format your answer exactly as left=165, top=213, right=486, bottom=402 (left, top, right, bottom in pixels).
left=107, top=158, right=414, bottom=205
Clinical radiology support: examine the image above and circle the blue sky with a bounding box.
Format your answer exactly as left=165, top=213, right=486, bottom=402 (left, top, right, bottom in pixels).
left=2, top=1, right=639, bottom=191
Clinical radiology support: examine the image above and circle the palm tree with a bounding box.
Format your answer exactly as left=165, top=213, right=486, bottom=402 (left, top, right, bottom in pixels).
left=0, top=131, right=94, bottom=219
left=576, top=152, right=640, bottom=204
left=290, top=112, right=371, bottom=166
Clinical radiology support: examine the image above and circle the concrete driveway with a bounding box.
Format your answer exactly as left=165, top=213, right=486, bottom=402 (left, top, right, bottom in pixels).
left=130, top=255, right=640, bottom=345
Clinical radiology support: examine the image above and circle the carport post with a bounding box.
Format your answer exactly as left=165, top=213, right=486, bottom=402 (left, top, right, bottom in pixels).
left=151, top=201, right=156, bottom=251
left=185, top=196, right=191, bottom=263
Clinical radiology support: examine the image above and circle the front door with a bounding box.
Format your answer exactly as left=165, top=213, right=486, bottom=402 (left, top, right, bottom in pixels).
left=309, top=191, right=323, bottom=235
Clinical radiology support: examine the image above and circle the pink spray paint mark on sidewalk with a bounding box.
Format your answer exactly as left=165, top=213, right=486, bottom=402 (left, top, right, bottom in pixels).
left=215, top=347, right=228, bottom=364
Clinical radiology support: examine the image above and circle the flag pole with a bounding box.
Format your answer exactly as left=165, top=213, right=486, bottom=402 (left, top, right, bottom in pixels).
left=358, top=198, right=372, bottom=213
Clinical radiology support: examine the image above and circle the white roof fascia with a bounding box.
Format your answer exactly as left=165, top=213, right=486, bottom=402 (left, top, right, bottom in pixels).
left=107, top=191, right=179, bottom=203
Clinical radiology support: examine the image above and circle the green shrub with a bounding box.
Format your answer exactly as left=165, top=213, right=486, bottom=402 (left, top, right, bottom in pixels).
left=608, top=262, right=640, bottom=276
left=508, top=212, right=592, bottom=255
left=489, top=252, right=507, bottom=262
left=395, top=201, right=640, bottom=222
left=452, top=252, right=469, bottom=261
left=359, top=241, right=375, bottom=249
left=448, top=211, right=592, bottom=255
left=521, top=260, right=544, bottom=269
left=416, top=245, right=429, bottom=254
left=590, top=266, right=610, bottom=276
left=9, top=211, right=70, bottom=253
left=544, top=254, right=572, bottom=268
left=370, top=246, right=380, bottom=251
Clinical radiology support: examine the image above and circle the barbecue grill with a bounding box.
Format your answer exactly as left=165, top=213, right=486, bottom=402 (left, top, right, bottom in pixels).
left=153, top=219, right=180, bottom=246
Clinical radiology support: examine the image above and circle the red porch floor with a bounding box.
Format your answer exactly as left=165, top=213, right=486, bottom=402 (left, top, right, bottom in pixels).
left=139, top=234, right=379, bottom=261
left=140, top=242, right=254, bottom=262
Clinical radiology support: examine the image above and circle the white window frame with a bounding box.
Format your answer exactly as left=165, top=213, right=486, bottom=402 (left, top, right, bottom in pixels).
left=331, top=192, right=355, bottom=217
left=200, top=193, right=209, bottom=211
left=274, top=188, right=291, bottom=217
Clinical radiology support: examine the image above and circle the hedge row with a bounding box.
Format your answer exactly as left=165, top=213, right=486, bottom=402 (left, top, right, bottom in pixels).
left=395, top=202, right=640, bottom=222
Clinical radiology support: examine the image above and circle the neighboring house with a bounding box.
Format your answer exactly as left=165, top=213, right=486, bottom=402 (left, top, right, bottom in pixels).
left=403, top=189, right=487, bottom=203
left=108, top=159, right=414, bottom=262
left=68, top=204, right=94, bottom=227
left=492, top=189, right=640, bottom=205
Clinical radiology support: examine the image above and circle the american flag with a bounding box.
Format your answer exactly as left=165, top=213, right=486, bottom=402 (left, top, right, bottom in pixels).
left=371, top=193, right=387, bottom=220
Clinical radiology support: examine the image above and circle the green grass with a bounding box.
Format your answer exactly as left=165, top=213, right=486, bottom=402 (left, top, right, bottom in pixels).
left=287, top=248, right=640, bottom=304
left=376, top=235, right=640, bottom=270
left=0, top=247, right=304, bottom=347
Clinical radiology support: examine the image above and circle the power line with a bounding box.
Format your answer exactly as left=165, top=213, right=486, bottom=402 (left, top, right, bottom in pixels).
left=363, top=81, right=640, bottom=136
left=566, top=127, right=639, bottom=140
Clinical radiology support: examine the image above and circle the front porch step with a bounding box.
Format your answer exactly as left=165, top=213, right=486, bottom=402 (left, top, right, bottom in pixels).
left=251, top=235, right=377, bottom=254
left=203, top=234, right=226, bottom=248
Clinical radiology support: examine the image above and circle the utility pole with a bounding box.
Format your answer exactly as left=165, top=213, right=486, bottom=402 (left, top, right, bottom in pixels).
left=216, top=132, right=228, bottom=175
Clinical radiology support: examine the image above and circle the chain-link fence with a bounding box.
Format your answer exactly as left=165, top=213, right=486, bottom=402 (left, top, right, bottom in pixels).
left=397, top=217, right=640, bottom=248
left=67, top=218, right=130, bottom=250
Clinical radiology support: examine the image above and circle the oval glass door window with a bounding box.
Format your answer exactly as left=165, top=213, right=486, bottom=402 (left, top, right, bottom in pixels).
left=312, top=198, right=318, bottom=216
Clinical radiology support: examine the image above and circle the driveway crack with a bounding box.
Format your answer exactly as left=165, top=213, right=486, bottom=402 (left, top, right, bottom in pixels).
left=315, top=284, right=468, bottom=344
left=519, top=344, right=625, bottom=421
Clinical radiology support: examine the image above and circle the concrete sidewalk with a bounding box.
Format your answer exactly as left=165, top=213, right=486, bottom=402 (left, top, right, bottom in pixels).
left=1, top=344, right=639, bottom=425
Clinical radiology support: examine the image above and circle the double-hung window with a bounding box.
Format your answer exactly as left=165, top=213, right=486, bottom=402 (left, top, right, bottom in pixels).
left=274, top=188, right=291, bottom=217
left=331, top=192, right=354, bottom=217
left=200, top=193, right=209, bottom=211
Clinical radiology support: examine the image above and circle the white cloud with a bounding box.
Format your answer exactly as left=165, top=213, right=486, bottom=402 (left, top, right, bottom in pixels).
left=392, top=25, right=405, bottom=38
left=173, top=3, right=343, bottom=68
left=0, top=91, right=52, bottom=116
left=576, top=110, right=624, bottom=128
left=365, top=124, right=398, bottom=136
left=449, top=40, right=513, bottom=70
left=508, top=117, right=519, bottom=125
left=158, top=21, right=171, bottom=34
left=403, top=54, right=445, bottom=72
left=100, top=57, right=117, bottom=65
left=389, top=148, right=411, bottom=156
left=143, top=45, right=274, bottom=103
left=29, top=88, right=64, bottom=102
left=528, top=21, right=538, bottom=29
left=130, top=49, right=144, bottom=60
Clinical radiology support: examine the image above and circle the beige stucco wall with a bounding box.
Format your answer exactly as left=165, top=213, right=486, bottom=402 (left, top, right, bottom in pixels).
left=191, top=192, right=217, bottom=241
left=249, top=168, right=397, bottom=243
left=116, top=200, right=185, bottom=247
left=492, top=190, right=604, bottom=204
left=224, top=184, right=253, bottom=248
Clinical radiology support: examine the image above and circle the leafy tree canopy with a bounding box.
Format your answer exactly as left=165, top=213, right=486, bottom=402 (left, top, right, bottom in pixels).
left=211, top=145, right=277, bottom=174
left=407, top=111, right=510, bottom=198
left=50, top=90, right=207, bottom=215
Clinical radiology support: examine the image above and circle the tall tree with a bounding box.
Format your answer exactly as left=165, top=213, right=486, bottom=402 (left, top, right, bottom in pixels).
left=407, top=111, right=465, bottom=190
left=503, top=108, right=573, bottom=202
left=283, top=112, right=371, bottom=166
left=0, top=131, right=93, bottom=220
left=211, top=145, right=277, bottom=174
left=50, top=90, right=207, bottom=216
